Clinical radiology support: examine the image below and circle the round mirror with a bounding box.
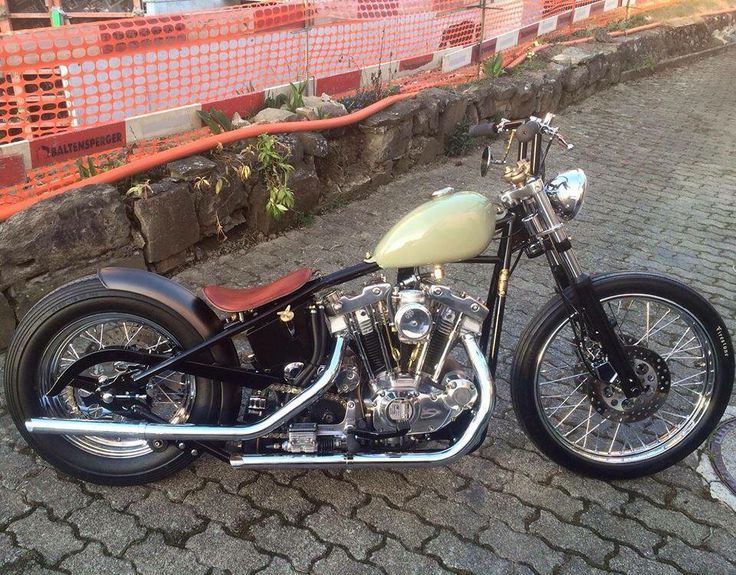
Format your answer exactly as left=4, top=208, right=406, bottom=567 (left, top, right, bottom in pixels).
left=481, top=146, right=493, bottom=177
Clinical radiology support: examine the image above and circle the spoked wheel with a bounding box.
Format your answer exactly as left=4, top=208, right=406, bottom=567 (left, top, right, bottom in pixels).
left=40, top=313, right=197, bottom=459
left=6, top=276, right=239, bottom=485
left=511, top=273, right=734, bottom=479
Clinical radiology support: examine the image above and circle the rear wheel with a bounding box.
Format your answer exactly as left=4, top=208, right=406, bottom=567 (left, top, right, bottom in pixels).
left=6, top=276, right=239, bottom=485
left=511, top=273, right=734, bottom=479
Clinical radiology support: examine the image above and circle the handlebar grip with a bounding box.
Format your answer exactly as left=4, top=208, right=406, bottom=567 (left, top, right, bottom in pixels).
left=468, top=122, right=497, bottom=137
left=516, top=119, right=541, bottom=143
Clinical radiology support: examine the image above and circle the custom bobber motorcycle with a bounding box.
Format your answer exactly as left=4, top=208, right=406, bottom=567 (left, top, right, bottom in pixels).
left=6, top=114, right=734, bottom=485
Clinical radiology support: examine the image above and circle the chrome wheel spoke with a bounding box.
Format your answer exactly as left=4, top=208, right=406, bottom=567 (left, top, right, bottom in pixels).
left=535, top=294, right=714, bottom=464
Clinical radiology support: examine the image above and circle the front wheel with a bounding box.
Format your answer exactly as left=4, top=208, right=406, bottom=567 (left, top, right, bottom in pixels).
left=511, top=273, right=734, bottom=479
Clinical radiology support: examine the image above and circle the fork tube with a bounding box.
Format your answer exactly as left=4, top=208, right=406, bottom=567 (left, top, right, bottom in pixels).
left=481, top=219, right=514, bottom=376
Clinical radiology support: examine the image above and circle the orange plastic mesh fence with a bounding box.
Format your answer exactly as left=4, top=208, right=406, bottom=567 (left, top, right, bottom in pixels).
left=0, top=0, right=670, bottom=212
left=1, top=0, right=621, bottom=145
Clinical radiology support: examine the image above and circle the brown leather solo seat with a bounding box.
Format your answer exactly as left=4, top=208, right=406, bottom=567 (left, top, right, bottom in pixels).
left=202, top=268, right=314, bottom=313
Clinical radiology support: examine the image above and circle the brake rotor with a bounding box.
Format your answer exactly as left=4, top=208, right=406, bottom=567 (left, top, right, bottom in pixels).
left=588, top=345, right=671, bottom=423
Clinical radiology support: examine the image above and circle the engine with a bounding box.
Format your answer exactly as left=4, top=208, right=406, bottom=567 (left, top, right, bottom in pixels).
left=324, top=276, right=488, bottom=439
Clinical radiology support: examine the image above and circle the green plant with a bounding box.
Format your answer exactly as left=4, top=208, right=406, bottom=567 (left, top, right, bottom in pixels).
left=445, top=118, right=473, bottom=157
left=251, top=134, right=294, bottom=218
left=126, top=179, right=152, bottom=199
left=197, top=108, right=233, bottom=134
left=75, top=157, right=98, bottom=179
left=286, top=81, right=307, bottom=112
left=483, top=53, right=506, bottom=79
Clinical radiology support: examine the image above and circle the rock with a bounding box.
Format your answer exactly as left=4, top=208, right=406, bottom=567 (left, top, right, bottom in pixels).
left=295, top=106, right=320, bottom=120
left=132, top=179, right=201, bottom=264
left=320, top=101, right=348, bottom=118
left=9, top=251, right=146, bottom=318
left=0, top=184, right=132, bottom=290
left=438, top=92, right=468, bottom=137
left=552, top=46, right=595, bottom=66
left=298, top=132, right=329, bottom=157
left=0, top=293, right=15, bottom=350
left=489, top=77, right=518, bottom=102
left=361, top=119, right=413, bottom=164
left=290, top=160, right=322, bottom=214
left=361, top=99, right=423, bottom=129
left=251, top=107, right=299, bottom=124
left=167, top=156, right=216, bottom=180
left=302, top=95, right=326, bottom=108
left=231, top=112, right=251, bottom=129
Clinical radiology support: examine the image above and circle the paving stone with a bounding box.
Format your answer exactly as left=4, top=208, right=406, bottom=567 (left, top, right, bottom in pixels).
left=194, top=456, right=255, bottom=494
left=83, top=483, right=150, bottom=512
left=529, top=511, right=615, bottom=567
left=657, top=536, right=736, bottom=575
left=609, top=545, right=682, bottom=575
left=669, top=489, right=736, bottom=532
left=151, top=467, right=205, bottom=502
left=184, top=481, right=261, bottom=530
left=3, top=561, right=66, bottom=575
left=0, top=485, right=30, bottom=526
left=405, top=491, right=487, bottom=538
left=312, top=547, right=384, bottom=575
left=398, top=466, right=466, bottom=495
left=8, top=509, right=84, bottom=564
left=427, top=530, right=514, bottom=574
left=501, top=472, right=584, bottom=521
left=292, top=471, right=367, bottom=514
left=126, top=532, right=208, bottom=575
left=450, top=453, right=513, bottom=492
left=622, top=497, right=710, bottom=546
left=550, top=473, right=629, bottom=513
left=371, top=537, right=451, bottom=575
left=0, top=446, right=38, bottom=489
left=558, top=556, right=615, bottom=575
left=356, top=497, right=435, bottom=550
left=478, top=518, right=565, bottom=574
left=186, top=522, right=270, bottom=574
left=304, top=505, right=381, bottom=560
left=451, top=482, right=534, bottom=532
left=60, top=542, right=136, bottom=575
left=343, top=469, right=419, bottom=506
left=580, top=504, right=662, bottom=557
left=255, top=556, right=297, bottom=575
left=239, top=474, right=316, bottom=522
left=248, top=515, right=326, bottom=572
left=0, top=532, right=33, bottom=569
left=128, top=490, right=205, bottom=542
left=68, top=499, right=143, bottom=556
left=20, top=469, right=91, bottom=519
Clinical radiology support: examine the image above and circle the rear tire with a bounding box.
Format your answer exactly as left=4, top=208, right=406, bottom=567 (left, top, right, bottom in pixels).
left=511, top=273, right=734, bottom=479
left=5, top=276, right=240, bottom=485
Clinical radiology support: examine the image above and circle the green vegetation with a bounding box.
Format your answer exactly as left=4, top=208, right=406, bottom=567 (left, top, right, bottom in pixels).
left=482, top=53, right=506, bottom=79
left=197, top=109, right=233, bottom=134
left=445, top=118, right=473, bottom=157
left=252, top=134, right=295, bottom=218
left=264, top=81, right=308, bottom=113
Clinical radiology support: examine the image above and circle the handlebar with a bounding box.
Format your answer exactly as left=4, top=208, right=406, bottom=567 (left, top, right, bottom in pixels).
left=469, top=115, right=573, bottom=150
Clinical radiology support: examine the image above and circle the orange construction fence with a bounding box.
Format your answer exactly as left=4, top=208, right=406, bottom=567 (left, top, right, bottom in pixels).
left=0, top=0, right=666, bottom=214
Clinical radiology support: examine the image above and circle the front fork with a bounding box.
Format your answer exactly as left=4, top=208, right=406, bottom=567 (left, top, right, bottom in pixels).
left=528, top=185, right=644, bottom=399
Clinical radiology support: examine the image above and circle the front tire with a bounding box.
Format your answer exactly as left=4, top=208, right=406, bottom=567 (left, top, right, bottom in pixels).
left=5, top=276, right=240, bottom=485
left=511, top=273, right=734, bottom=479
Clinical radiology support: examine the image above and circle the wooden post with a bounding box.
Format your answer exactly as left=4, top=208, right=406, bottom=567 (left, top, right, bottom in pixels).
left=0, top=0, right=12, bottom=33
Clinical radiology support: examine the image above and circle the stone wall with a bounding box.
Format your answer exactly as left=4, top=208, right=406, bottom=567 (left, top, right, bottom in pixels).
left=0, top=12, right=734, bottom=349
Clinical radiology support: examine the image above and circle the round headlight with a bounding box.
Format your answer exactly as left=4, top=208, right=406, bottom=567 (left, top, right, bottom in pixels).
left=545, top=169, right=588, bottom=221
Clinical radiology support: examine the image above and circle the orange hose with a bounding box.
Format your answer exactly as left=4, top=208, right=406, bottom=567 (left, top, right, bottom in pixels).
left=0, top=92, right=418, bottom=221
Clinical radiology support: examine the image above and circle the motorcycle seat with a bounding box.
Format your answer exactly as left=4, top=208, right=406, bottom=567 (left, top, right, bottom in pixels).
left=202, top=267, right=314, bottom=313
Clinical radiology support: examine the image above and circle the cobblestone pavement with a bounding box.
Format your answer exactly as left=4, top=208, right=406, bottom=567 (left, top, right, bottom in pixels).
left=2, top=51, right=736, bottom=575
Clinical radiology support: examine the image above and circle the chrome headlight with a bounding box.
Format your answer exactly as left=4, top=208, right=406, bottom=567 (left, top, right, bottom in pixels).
left=544, top=169, right=588, bottom=221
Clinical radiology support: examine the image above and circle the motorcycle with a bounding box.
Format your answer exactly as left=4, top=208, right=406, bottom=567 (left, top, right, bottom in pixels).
left=6, top=114, right=733, bottom=485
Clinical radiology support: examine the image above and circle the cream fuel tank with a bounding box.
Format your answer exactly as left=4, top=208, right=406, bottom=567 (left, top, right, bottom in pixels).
left=367, top=190, right=496, bottom=268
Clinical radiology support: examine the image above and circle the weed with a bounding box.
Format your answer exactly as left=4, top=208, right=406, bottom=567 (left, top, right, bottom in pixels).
left=250, top=134, right=295, bottom=218
left=483, top=53, right=506, bottom=79
left=126, top=179, right=152, bottom=199
left=197, top=108, right=233, bottom=134
left=445, top=118, right=473, bottom=157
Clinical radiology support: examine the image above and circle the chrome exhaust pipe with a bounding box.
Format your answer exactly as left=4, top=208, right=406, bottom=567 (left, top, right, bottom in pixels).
left=26, top=336, right=347, bottom=442
left=229, top=333, right=495, bottom=469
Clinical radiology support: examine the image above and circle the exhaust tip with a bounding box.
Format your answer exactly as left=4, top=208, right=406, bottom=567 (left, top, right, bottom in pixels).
left=25, top=420, right=35, bottom=433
